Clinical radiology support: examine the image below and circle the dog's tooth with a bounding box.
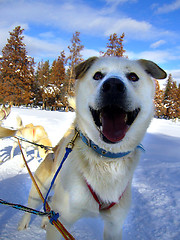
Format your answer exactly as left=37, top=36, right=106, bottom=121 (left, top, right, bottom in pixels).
left=100, top=113, right=103, bottom=124
left=125, top=114, right=128, bottom=123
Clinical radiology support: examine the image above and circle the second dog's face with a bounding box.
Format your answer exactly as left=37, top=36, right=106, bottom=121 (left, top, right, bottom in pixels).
left=75, top=57, right=166, bottom=152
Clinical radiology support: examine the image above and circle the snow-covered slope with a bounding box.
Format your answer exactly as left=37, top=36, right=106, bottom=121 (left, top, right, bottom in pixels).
left=0, top=107, right=179, bottom=240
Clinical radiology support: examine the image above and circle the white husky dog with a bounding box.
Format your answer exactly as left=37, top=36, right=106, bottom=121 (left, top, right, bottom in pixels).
left=18, top=57, right=166, bottom=240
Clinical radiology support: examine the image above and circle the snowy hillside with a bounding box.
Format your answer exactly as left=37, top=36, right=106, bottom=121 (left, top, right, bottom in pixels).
left=0, top=107, right=179, bottom=240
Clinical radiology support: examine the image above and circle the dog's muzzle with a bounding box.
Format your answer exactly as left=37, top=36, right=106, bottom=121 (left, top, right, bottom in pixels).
left=90, top=77, right=140, bottom=144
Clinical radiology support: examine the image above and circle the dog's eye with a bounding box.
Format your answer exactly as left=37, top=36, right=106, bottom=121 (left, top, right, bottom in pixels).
left=93, top=72, right=104, bottom=80
left=127, top=72, right=139, bottom=82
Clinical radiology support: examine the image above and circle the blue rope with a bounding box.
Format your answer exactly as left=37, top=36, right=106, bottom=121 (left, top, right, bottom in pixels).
left=43, top=147, right=72, bottom=212
left=0, top=199, right=50, bottom=217
left=0, top=199, right=60, bottom=226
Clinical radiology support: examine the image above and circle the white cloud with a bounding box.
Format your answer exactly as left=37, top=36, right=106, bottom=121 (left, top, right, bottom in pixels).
left=106, top=0, right=128, bottom=3
left=105, top=0, right=137, bottom=7
left=81, top=48, right=100, bottom=59
left=168, top=69, right=180, bottom=84
left=158, top=69, right=180, bottom=89
left=156, top=0, right=180, bottom=14
left=105, top=18, right=153, bottom=39
left=0, top=0, right=177, bottom=66
left=150, top=40, right=166, bottom=49
left=105, top=0, right=137, bottom=8
left=0, top=23, right=29, bottom=50
left=39, top=32, right=55, bottom=39
left=0, top=22, right=67, bottom=62
left=24, top=35, right=67, bottom=62
left=127, top=49, right=180, bottom=64
left=0, top=0, right=175, bottom=41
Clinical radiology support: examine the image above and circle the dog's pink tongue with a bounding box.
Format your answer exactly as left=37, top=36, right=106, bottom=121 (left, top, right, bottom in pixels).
left=101, top=110, right=128, bottom=143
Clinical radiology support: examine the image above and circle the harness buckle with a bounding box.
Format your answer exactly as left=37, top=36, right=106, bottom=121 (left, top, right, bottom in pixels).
left=66, top=129, right=79, bottom=149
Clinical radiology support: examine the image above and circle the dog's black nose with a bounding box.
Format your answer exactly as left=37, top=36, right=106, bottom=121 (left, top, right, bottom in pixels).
left=102, top=78, right=126, bottom=94
left=99, top=77, right=127, bottom=108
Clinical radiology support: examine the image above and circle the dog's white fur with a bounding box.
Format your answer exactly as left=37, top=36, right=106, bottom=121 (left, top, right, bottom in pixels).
left=18, top=57, right=166, bottom=239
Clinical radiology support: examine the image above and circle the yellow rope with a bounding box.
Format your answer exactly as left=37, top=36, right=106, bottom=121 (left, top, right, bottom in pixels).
left=18, top=139, right=75, bottom=240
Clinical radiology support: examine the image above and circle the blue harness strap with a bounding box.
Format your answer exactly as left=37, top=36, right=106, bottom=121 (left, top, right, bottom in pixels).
left=43, top=147, right=72, bottom=212
left=136, top=144, right=145, bottom=152
left=79, top=131, right=145, bottom=158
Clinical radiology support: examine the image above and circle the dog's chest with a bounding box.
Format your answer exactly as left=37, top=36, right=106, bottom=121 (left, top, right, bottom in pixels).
left=68, top=146, right=136, bottom=203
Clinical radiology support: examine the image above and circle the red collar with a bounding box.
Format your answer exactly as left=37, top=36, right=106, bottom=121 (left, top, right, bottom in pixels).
left=85, top=179, right=127, bottom=211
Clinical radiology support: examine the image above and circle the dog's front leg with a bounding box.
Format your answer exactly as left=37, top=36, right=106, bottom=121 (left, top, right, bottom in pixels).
left=102, top=204, right=129, bottom=240
left=46, top=222, right=62, bottom=240
left=34, top=147, right=38, bottom=159
left=46, top=191, right=80, bottom=240
left=18, top=178, right=52, bottom=230
left=46, top=217, right=74, bottom=240
left=103, top=218, right=123, bottom=240
left=10, top=141, right=17, bottom=159
left=18, top=152, right=54, bottom=230
left=18, top=186, right=42, bottom=230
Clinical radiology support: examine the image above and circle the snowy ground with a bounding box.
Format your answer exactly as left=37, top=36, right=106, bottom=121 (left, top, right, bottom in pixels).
left=0, top=107, right=179, bottom=240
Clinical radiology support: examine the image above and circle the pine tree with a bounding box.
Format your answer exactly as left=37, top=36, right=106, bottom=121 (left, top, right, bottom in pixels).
left=0, top=26, right=35, bottom=105
left=171, top=81, right=179, bottom=119
left=35, top=60, right=50, bottom=109
left=163, top=74, right=178, bottom=119
left=67, top=31, right=84, bottom=95
left=0, top=56, right=3, bottom=103
left=177, top=84, right=180, bottom=118
left=154, top=80, right=166, bottom=118
left=36, top=60, right=50, bottom=87
left=101, top=33, right=126, bottom=57
left=49, top=51, right=67, bottom=110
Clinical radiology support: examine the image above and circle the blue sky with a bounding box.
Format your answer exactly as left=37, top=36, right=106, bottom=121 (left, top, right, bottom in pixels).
left=0, top=0, right=180, bottom=84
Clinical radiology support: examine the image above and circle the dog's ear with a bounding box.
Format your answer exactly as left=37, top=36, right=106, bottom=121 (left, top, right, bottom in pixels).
left=75, top=57, right=98, bottom=79
left=138, top=59, right=167, bottom=79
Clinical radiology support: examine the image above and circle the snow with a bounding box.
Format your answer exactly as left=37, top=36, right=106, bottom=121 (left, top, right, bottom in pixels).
left=41, top=84, right=60, bottom=95
left=0, top=107, right=180, bottom=240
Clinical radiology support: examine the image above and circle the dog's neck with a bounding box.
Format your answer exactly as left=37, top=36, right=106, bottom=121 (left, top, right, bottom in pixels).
left=77, top=129, right=145, bottom=158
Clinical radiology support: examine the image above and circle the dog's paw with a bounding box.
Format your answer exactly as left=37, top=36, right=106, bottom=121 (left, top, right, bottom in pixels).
left=18, top=214, right=31, bottom=231
left=20, top=162, right=25, bottom=168
left=41, top=216, right=49, bottom=230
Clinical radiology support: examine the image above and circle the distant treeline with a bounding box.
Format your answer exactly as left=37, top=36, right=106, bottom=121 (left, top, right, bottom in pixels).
left=0, top=26, right=179, bottom=118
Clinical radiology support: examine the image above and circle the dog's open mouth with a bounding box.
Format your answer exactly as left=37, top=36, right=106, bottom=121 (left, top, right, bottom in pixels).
left=90, top=106, right=140, bottom=143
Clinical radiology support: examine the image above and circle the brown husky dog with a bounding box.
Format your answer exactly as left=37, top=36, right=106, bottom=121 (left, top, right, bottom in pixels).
left=11, top=116, right=52, bottom=161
